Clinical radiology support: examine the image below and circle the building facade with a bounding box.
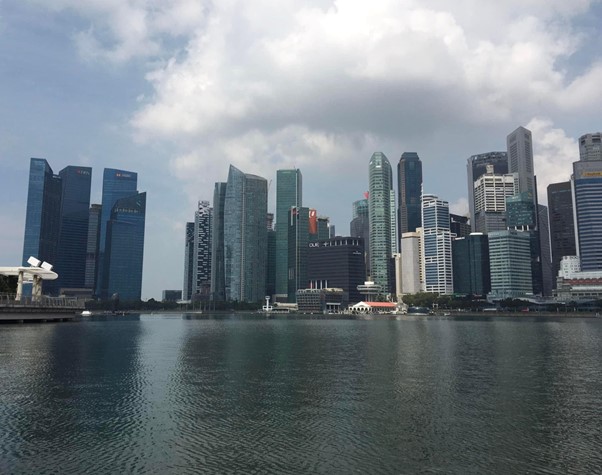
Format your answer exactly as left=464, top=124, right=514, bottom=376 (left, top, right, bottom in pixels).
left=579, top=132, right=602, bottom=162
left=507, top=126, right=536, bottom=200
left=467, top=152, right=508, bottom=233
left=547, top=181, right=576, bottom=285
left=472, top=165, right=517, bottom=233
left=350, top=197, right=370, bottom=276
left=288, top=206, right=310, bottom=302
left=397, top=152, right=423, bottom=236
left=421, top=194, right=453, bottom=295
left=192, top=201, right=212, bottom=300
left=400, top=230, right=423, bottom=294
left=85, top=204, right=102, bottom=289
left=183, top=221, right=195, bottom=301
left=488, top=230, right=533, bottom=299
left=210, top=182, right=227, bottom=301
left=452, top=233, right=490, bottom=296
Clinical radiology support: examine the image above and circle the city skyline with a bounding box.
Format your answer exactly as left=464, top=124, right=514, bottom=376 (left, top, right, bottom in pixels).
left=2, top=2, right=602, bottom=299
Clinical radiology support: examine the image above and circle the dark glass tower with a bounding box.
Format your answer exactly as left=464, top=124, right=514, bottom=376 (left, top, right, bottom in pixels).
left=547, top=182, right=576, bottom=285
left=275, top=169, right=302, bottom=300
left=55, top=166, right=92, bottom=291
left=210, top=182, right=227, bottom=301
left=85, top=204, right=102, bottom=289
left=96, top=168, right=138, bottom=298
left=22, top=158, right=62, bottom=269
left=183, top=221, right=195, bottom=300
left=287, top=206, right=310, bottom=301
left=397, top=152, right=422, bottom=236
left=104, top=192, right=146, bottom=301
left=452, top=234, right=490, bottom=296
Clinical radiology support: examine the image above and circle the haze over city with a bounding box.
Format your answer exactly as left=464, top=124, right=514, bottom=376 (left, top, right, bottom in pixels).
left=1, top=1, right=601, bottom=299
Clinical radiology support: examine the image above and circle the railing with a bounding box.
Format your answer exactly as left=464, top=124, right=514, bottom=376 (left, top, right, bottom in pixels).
left=0, top=293, right=85, bottom=309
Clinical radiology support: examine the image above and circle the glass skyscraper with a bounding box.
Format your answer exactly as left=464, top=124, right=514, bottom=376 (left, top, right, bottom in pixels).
left=275, top=169, right=302, bottom=300
left=421, top=194, right=453, bottom=295
left=397, top=152, right=422, bottom=236
left=183, top=221, right=195, bottom=300
left=193, top=201, right=212, bottom=300
left=369, top=152, right=394, bottom=292
left=210, top=182, right=227, bottom=301
left=350, top=197, right=370, bottom=277
left=488, top=230, right=533, bottom=299
left=287, top=206, right=310, bottom=301
left=104, top=192, right=146, bottom=301
left=547, top=181, right=576, bottom=285
left=452, top=233, right=490, bottom=296
left=85, top=204, right=102, bottom=289
left=224, top=165, right=268, bottom=302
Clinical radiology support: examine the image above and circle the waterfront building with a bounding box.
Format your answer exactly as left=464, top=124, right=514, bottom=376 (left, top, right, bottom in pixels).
left=452, top=233, right=490, bottom=296
left=554, top=256, right=602, bottom=301
left=275, top=169, right=302, bottom=301
left=369, top=152, right=394, bottom=293
left=288, top=207, right=310, bottom=301
left=450, top=214, right=471, bottom=238
left=421, top=194, right=453, bottom=295
left=210, top=182, right=227, bottom=301
left=547, top=182, right=576, bottom=287
left=572, top=135, right=602, bottom=271
left=467, top=152, right=508, bottom=233
left=85, top=204, right=102, bottom=289
left=400, top=230, right=423, bottom=294
left=307, top=237, right=366, bottom=304
left=96, top=168, right=138, bottom=298
left=192, top=201, right=212, bottom=300
left=103, top=192, right=146, bottom=301
left=488, top=230, right=532, bottom=299
left=472, top=164, right=517, bottom=233
left=223, top=165, right=268, bottom=302
left=183, top=222, right=195, bottom=301
left=350, top=197, right=370, bottom=275
left=296, top=288, right=346, bottom=313
left=397, top=152, right=423, bottom=236
left=579, top=132, right=602, bottom=162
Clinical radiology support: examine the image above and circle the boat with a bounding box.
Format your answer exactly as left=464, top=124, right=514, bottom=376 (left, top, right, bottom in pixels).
left=80, top=310, right=92, bottom=317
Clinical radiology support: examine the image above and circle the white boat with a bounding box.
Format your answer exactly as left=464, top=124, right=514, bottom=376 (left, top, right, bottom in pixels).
left=80, top=310, right=92, bottom=316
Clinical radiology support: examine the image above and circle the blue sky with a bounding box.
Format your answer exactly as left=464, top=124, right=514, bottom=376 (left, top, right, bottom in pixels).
left=1, top=0, right=601, bottom=299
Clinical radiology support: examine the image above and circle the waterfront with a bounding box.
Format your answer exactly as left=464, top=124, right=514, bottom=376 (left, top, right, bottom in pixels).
left=1, top=315, right=601, bottom=474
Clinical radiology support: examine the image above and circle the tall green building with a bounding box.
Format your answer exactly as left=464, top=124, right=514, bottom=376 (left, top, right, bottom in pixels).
left=275, top=169, right=302, bottom=301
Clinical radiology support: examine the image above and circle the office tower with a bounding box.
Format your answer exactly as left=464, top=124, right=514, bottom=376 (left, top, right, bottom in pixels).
left=572, top=137, right=602, bottom=271
left=96, top=168, right=138, bottom=298
left=579, top=132, right=602, bottom=161
left=397, top=152, right=423, bottom=236
left=328, top=224, right=336, bottom=239
left=547, top=182, right=576, bottom=285
left=472, top=164, right=517, bottom=233
left=488, top=230, right=533, bottom=299
left=400, top=230, right=422, bottom=294
left=369, top=152, right=394, bottom=293
left=450, top=214, right=471, bottom=238
left=266, top=227, right=276, bottom=299
left=54, top=166, right=92, bottom=291
left=467, top=152, right=508, bottom=232
left=308, top=237, right=366, bottom=303
left=538, top=204, right=553, bottom=296
left=162, top=290, right=182, bottom=302
left=452, top=233, right=490, bottom=296
left=210, top=182, right=227, bottom=301
left=104, top=192, right=146, bottom=301
left=351, top=197, right=370, bottom=276
left=224, top=165, right=268, bottom=302
left=421, top=194, right=453, bottom=294
left=318, top=216, right=330, bottom=240
left=390, top=190, right=398, bottom=254
left=183, top=222, right=195, bottom=300
left=266, top=212, right=274, bottom=230
left=288, top=206, right=310, bottom=301
left=507, top=126, right=536, bottom=200
left=192, top=201, right=212, bottom=300
left=22, top=158, right=62, bottom=270
left=275, top=169, right=302, bottom=300
left=85, top=204, right=102, bottom=289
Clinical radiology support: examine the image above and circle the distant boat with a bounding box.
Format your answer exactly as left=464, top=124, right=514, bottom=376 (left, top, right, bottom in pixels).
left=407, top=306, right=432, bottom=316
left=81, top=310, right=92, bottom=317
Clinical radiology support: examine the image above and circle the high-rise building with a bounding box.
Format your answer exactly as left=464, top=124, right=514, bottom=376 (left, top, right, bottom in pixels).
left=450, top=214, right=471, bottom=238
left=104, top=192, right=146, bottom=301
left=488, top=230, right=533, bottom=299
left=397, top=152, right=423, bottom=236
left=350, top=197, right=370, bottom=276
left=369, top=152, right=394, bottom=293
left=547, top=182, right=576, bottom=285
left=288, top=206, right=310, bottom=301
left=538, top=204, right=553, bottom=296
left=85, top=204, right=102, bottom=289
left=275, top=169, right=302, bottom=301
left=192, top=201, right=212, bottom=300
left=308, top=237, right=366, bottom=303
left=224, top=165, right=268, bottom=302
left=467, top=152, right=508, bottom=233
left=507, top=126, right=536, bottom=200
left=400, top=230, right=423, bottom=294
left=22, top=158, right=62, bottom=271
left=96, top=168, right=138, bottom=298
left=183, top=222, right=195, bottom=301
left=472, top=164, right=517, bottom=233
left=452, top=233, right=490, bottom=296
left=210, top=182, right=227, bottom=301
left=579, top=132, right=602, bottom=162
left=54, top=166, right=92, bottom=292
left=266, top=227, right=276, bottom=299
left=421, top=194, right=453, bottom=295
left=572, top=138, right=602, bottom=271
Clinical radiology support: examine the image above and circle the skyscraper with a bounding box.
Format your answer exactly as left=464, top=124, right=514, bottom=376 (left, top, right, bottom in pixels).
left=210, top=182, right=227, bottom=301
left=507, top=126, right=536, bottom=200
left=547, top=181, right=576, bottom=285
left=193, top=200, right=212, bottom=300
left=224, top=165, right=268, bottom=302
left=275, top=169, right=302, bottom=301
left=421, top=194, right=453, bottom=294
left=467, top=152, right=508, bottom=233
left=471, top=164, right=516, bottom=233
left=450, top=214, right=471, bottom=238
left=397, top=152, right=422, bottom=236
left=104, top=192, right=146, bottom=301
left=400, top=230, right=423, bottom=294
left=96, top=168, right=138, bottom=298
left=488, top=230, right=533, bottom=299
left=369, top=152, right=394, bottom=293
left=85, top=204, right=102, bottom=289
left=183, top=222, right=195, bottom=301
left=579, top=132, right=602, bottom=161
left=572, top=136, right=602, bottom=271
left=288, top=206, right=310, bottom=301
left=350, top=196, right=370, bottom=276
left=452, top=233, right=490, bottom=296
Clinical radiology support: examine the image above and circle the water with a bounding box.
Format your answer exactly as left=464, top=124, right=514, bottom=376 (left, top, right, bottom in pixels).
left=1, top=315, right=601, bottom=474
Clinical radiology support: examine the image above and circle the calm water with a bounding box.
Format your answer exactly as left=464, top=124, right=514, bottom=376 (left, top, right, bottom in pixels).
left=1, top=315, right=601, bottom=474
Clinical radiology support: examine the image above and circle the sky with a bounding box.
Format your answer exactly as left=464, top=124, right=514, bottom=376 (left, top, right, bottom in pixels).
left=1, top=0, right=601, bottom=299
